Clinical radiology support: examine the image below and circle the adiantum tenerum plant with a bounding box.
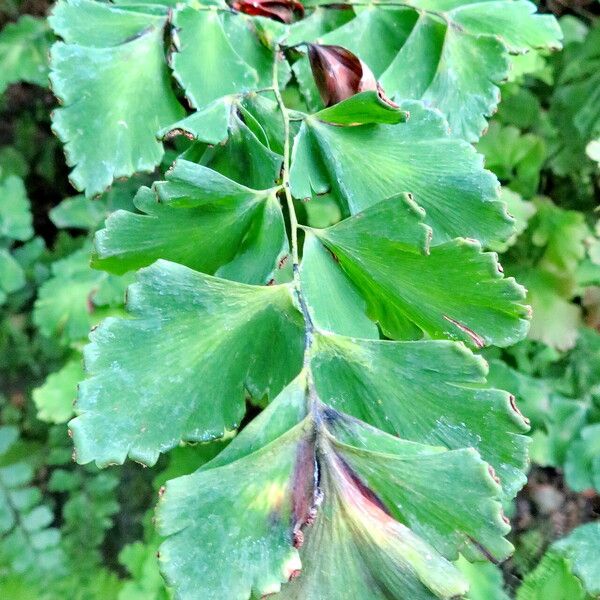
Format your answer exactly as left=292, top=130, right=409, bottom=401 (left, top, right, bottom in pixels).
left=48, top=0, right=562, bottom=597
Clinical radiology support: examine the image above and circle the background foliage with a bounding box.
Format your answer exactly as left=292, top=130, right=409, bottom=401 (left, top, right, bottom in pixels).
left=0, top=0, right=599, bottom=597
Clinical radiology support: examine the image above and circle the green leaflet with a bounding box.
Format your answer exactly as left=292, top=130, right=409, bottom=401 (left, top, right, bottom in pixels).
left=534, top=395, right=588, bottom=469
left=33, top=356, right=84, bottom=424
left=531, top=198, right=589, bottom=276
left=49, top=0, right=184, bottom=196
left=292, top=1, right=561, bottom=140
left=50, top=196, right=108, bottom=231
left=506, top=198, right=590, bottom=351
left=432, top=0, right=561, bottom=51
left=159, top=97, right=233, bottom=144
left=0, top=427, right=65, bottom=581
left=299, top=232, right=378, bottom=338
left=71, top=261, right=304, bottom=466
left=486, top=328, right=600, bottom=482
left=0, top=176, right=33, bottom=303
left=46, top=427, right=120, bottom=573
left=286, top=5, right=355, bottom=45
left=518, top=523, right=600, bottom=599
left=157, top=377, right=312, bottom=600
left=518, top=269, right=581, bottom=351
left=549, top=24, right=600, bottom=175
left=33, top=246, right=129, bottom=346
left=517, top=552, right=587, bottom=600
left=118, top=539, right=169, bottom=600
left=552, top=523, right=600, bottom=597
left=0, top=147, right=28, bottom=180
left=311, top=333, right=529, bottom=497
left=291, top=100, right=512, bottom=246
left=486, top=358, right=551, bottom=428
left=456, top=556, right=510, bottom=600
left=49, top=0, right=169, bottom=46
left=0, top=250, right=26, bottom=304
left=554, top=327, right=600, bottom=489
left=42, top=569, right=122, bottom=600
left=489, top=188, right=536, bottom=253
left=185, top=110, right=284, bottom=191
left=477, top=123, right=546, bottom=199
left=49, top=177, right=142, bottom=231
left=313, top=91, right=409, bottom=125
left=0, top=176, right=33, bottom=242
left=303, top=195, right=529, bottom=347
left=92, top=160, right=288, bottom=284
left=564, top=423, right=600, bottom=493
left=157, top=374, right=510, bottom=599
left=0, top=16, right=53, bottom=94
left=280, top=441, right=482, bottom=599
left=171, top=8, right=278, bottom=110
left=317, top=412, right=511, bottom=564
left=564, top=326, right=600, bottom=398
left=159, top=92, right=287, bottom=153
left=238, top=94, right=289, bottom=155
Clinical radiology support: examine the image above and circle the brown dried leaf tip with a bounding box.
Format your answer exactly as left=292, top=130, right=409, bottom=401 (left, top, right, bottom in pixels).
left=229, top=0, right=304, bottom=23
left=509, top=394, right=530, bottom=425
left=488, top=465, right=500, bottom=485
left=307, top=43, right=397, bottom=108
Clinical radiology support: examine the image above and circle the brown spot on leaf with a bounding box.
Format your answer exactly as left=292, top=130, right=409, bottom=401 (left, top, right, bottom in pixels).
left=278, top=254, right=289, bottom=269
left=293, top=529, right=304, bottom=549
left=488, top=465, right=500, bottom=484
left=509, top=394, right=530, bottom=425
left=163, top=127, right=194, bottom=141
left=291, top=435, right=319, bottom=549
left=86, top=290, right=96, bottom=314
left=443, top=315, right=486, bottom=348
